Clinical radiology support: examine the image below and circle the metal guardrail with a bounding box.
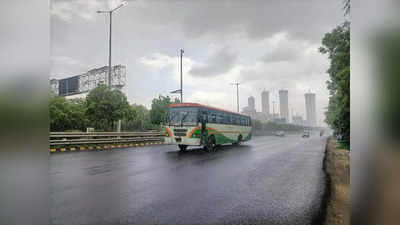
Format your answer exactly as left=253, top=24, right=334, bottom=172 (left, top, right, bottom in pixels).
left=50, top=131, right=165, bottom=146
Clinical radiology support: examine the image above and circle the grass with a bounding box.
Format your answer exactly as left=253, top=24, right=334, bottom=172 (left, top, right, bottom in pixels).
left=324, top=138, right=350, bottom=225
left=337, top=141, right=350, bottom=150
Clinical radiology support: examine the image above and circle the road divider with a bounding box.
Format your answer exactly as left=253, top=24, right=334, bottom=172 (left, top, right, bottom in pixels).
left=49, top=131, right=165, bottom=153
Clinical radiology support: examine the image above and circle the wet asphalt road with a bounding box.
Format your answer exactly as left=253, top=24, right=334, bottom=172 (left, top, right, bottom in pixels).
left=50, top=135, right=327, bottom=225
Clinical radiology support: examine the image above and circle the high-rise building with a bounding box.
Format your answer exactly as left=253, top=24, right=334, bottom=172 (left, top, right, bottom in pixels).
left=242, top=96, right=257, bottom=118
left=261, top=90, right=270, bottom=116
left=305, top=93, right=317, bottom=127
left=279, top=90, right=289, bottom=123
left=248, top=96, right=255, bottom=111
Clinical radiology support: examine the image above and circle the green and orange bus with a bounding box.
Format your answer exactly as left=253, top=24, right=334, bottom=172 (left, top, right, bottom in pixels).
left=164, top=103, right=252, bottom=151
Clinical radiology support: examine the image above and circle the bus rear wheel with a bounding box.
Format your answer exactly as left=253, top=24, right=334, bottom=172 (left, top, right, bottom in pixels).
left=178, top=144, right=188, bottom=151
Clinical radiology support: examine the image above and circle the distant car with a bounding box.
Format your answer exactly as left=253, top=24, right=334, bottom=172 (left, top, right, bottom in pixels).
left=302, top=130, right=310, bottom=138
left=275, top=131, right=285, bottom=137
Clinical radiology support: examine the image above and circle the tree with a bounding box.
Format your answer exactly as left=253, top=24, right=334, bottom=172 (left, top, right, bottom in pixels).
left=68, top=98, right=88, bottom=131
left=121, top=104, right=157, bottom=131
left=50, top=94, right=70, bottom=131
left=85, top=84, right=129, bottom=131
left=49, top=94, right=88, bottom=132
left=149, top=95, right=179, bottom=125
left=319, top=21, right=350, bottom=145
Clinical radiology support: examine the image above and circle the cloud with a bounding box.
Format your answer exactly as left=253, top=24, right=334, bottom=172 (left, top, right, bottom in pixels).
left=189, top=47, right=237, bottom=77
left=261, top=33, right=312, bottom=63
left=50, top=56, right=86, bottom=78
left=51, top=0, right=108, bottom=22
left=262, top=46, right=300, bottom=63
left=133, top=0, right=343, bottom=42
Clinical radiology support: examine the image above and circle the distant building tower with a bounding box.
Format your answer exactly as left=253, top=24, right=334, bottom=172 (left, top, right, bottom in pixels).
left=279, top=90, right=289, bottom=123
left=305, top=93, right=317, bottom=127
left=242, top=96, right=257, bottom=118
left=261, top=90, right=270, bottom=116
left=248, top=96, right=255, bottom=111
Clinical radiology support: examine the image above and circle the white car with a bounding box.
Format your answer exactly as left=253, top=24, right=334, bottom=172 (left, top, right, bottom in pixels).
left=275, top=131, right=285, bottom=137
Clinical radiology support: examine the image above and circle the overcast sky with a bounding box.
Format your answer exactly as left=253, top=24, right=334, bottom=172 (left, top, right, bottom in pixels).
left=51, top=0, right=345, bottom=126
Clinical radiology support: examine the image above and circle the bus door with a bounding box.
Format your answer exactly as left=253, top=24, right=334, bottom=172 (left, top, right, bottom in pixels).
left=200, top=111, right=208, bottom=144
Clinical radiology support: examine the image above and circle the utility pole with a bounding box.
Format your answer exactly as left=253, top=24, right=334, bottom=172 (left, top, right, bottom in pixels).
left=180, top=49, right=184, bottom=103
left=230, top=82, right=240, bottom=112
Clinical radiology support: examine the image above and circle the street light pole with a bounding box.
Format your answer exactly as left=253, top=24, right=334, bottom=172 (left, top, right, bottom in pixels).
left=108, top=11, right=112, bottom=88
left=97, top=1, right=128, bottom=89
left=180, top=49, right=184, bottom=103
left=230, top=82, right=240, bottom=112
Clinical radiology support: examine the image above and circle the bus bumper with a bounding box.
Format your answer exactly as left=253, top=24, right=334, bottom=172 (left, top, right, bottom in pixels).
left=164, top=137, right=201, bottom=146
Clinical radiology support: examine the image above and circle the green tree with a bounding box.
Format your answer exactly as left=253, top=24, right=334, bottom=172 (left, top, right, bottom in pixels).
left=85, top=84, right=129, bottom=131
left=68, top=98, right=88, bottom=131
left=319, top=21, right=350, bottom=145
left=122, top=104, right=157, bottom=131
left=50, top=94, right=70, bottom=131
left=49, top=94, right=88, bottom=131
left=149, top=95, right=179, bottom=125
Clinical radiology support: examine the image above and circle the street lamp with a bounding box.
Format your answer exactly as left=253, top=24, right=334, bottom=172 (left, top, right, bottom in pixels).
left=230, top=82, right=240, bottom=112
left=97, top=1, right=128, bottom=89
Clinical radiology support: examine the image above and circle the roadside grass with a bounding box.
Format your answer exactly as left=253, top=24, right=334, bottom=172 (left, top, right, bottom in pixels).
left=324, top=138, right=350, bottom=225
left=337, top=141, right=350, bottom=150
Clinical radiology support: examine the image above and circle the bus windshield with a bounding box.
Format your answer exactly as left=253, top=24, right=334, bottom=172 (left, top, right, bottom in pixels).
left=167, top=107, right=198, bottom=126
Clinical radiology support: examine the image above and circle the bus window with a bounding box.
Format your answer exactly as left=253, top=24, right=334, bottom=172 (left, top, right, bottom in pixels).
left=217, top=113, right=224, bottom=124
left=232, top=116, right=236, bottom=125
left=226, top=114, right=231, bottom=124
left=211, top=113, right=216, bottom=123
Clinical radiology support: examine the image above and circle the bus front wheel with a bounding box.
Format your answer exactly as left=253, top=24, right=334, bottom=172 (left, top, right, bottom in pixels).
left=233, top=135, right=242, bottom=146
left=205, top=135, right=216, bottom=152
left=178, top=144, right=188, bottom=151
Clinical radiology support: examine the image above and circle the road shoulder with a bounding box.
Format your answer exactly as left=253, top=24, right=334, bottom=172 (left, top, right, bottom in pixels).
left=324, top=138, right=350, bottom=225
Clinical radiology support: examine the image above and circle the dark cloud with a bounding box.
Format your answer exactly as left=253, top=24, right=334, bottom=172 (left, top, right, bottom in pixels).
left=52, top=0, right=343, bottom=43
left=189, top=47, right=237, bottom=77
left=138, top=0, right=343, bottom=42
left=262, top=47, right=300, bottom=62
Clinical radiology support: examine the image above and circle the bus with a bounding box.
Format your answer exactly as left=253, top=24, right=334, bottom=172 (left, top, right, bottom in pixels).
left=164, top=103, right=252, bottom=152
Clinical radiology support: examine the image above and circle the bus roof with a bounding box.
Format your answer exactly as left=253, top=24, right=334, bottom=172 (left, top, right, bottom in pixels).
left=169, top=102, right=250, bottom=118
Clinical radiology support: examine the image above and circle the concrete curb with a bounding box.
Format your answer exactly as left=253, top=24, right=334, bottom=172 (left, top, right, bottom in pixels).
left=311, top=136, right=331, bottom=225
